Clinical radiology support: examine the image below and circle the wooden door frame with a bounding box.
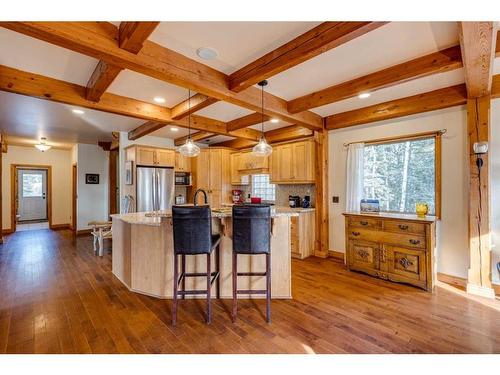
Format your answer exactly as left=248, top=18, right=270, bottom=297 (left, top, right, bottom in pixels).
left=11, top=164, right=52, bottom=232
left=109, top=150, right=118, bottom=217
left=72, top=163, right=77, bottom=231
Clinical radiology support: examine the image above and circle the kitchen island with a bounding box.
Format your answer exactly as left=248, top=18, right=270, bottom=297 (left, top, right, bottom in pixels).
left=111, top=207, right=298, bottom=299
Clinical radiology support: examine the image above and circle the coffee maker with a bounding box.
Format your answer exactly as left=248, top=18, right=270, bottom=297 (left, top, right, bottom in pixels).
left=232, top=189, right=244, bottom=204
left=288, top=195, right=301, bottom=208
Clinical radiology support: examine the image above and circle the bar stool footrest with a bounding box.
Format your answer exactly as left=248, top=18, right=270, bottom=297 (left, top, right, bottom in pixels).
left=237, top=272, right=267, bottom=277
left=236, top=289, right=267, bottom=295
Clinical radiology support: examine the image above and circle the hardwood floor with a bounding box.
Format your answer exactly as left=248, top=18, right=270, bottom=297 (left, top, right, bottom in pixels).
left=0, top=228, right=499, bottom=354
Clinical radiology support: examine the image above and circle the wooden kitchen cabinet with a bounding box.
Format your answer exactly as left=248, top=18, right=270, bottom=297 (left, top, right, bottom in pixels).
left=174, top=152, right=191, bottom=172
left=192, top=148, right=231, bottom=207
left=290, top=210, right=316, bottom=260
left=230, top=152, right=249, bottom=185
left=270, top=139, right=316, bottom=184
left=343, top=212, right=436, bottom=291
left=135, top=146, right=175, bottom=167
left=238, top=151, right=269, bottom=171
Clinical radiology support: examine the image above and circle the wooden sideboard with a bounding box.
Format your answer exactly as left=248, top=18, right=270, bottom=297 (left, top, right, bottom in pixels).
left=343, top=212, right=436, bottom=291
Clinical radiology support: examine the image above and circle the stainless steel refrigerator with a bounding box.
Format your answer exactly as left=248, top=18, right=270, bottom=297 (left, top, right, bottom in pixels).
left=136, top=166, right=175, bottom=212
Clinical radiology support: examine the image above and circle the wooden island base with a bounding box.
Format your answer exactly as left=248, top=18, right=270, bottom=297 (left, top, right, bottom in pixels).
left=112, top=214, right=292, bottom=299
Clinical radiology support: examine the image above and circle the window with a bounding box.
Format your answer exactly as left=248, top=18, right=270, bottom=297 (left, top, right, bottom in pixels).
left=252, top=174, right=275, bottom=202
left=22, top=173, right=43, bottom=197
left=363, top=136, right=439, bottom=216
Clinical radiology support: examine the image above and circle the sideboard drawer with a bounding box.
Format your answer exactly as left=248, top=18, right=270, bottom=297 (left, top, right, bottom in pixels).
left=348, top=216, right=381, bottom=229
left=383, top=220, right=426, bottom=235
left=348, top=228, right=426, bottom=250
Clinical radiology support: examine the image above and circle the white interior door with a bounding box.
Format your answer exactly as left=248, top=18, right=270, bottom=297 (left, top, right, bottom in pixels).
left=18, top=169, right=48, bottom=222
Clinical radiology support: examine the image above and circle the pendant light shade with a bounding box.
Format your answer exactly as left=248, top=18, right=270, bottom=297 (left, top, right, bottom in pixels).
left=252, top=80, right=272, bottom=157
left=178, top=89, right=201, bottom=157
left=179, top=137, right=200, bottom=157
left=252, top=136, right=273, bottom=157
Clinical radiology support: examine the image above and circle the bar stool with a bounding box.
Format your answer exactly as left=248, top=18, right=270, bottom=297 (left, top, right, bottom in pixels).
left=171, top=205, right=220, bottom=325
left=232, top=204, right=272, bottom=323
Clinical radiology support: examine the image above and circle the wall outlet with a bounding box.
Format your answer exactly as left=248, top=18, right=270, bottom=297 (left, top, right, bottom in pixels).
left=332, top=196, right=339, bottom=203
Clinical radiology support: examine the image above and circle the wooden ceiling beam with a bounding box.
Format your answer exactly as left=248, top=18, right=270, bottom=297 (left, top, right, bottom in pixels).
left=458, top=22, right=496, bottom=98
left=85, top=22, right=159, bottom=102
left=0, top=64, right=231, bottom=140
left=228, top=22, right=387, bottom=92
left=215, top=125, right=313, bottom=149
left=325, top=84, right=467, bottom=130
left=174, top=131, right=215, bottom=146
left=0, top=22, right=323, bottom=131
left=226, top=112, right=271, bottom=131
left=171, top=94, right=218, bottom=120
left=288, top=45, right=463, bottom=113
left=492, top=74, right=500, bottom=99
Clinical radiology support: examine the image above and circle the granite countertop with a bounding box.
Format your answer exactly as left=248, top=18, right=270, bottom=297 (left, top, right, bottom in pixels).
left=112, top=206, right=300, bottom=226
left=343, top=211, right=437, bottom=223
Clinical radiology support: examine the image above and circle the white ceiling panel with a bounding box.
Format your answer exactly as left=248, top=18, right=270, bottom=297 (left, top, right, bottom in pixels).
left=0, top=27, right=99, bottom=86
left=312, top=68, right=465, bottom=117
left=494, top=57, right=500, bottom=74
left=0, top=91, right=145, bottom=146
left=150, top=125, right=190, bottom=139
left=107, top=70, right=191, bottom=106
left=249, top=120, right=292, bottom=132
left=267, top=22, right=459, bottom=100
left=195, top=101, right=253, bottom=121
left=149, top=22, right=320, bottom=74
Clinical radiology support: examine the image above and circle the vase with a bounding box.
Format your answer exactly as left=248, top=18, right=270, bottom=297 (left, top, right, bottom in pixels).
left=415, top=202, right=429, bottom=217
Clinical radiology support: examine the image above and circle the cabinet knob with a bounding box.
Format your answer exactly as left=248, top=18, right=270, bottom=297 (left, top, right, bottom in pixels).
left=409, top=239, right=420, bottom=245
left=360, top=220, right=369, bottom=226
left=398, top=224, right=409, bottom=230
left=352, top=231, right=360, bottom=236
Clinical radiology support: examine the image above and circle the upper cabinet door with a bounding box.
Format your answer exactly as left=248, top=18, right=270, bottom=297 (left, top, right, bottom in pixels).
left=194, top=149, right=210, bottom=190
left=155, top=149, right=175, bottom=167
left=209, top=149, right=223, bottom=190
left=175, top=152, right=191, bottom=172
left=293, top=141, right=314, bottom=182
left=136, top=147, right=156, bottom=166
left=278, top=144, right=295, bottom=181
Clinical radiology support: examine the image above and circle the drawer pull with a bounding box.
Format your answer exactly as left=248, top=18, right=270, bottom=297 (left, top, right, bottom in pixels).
left=409, top=239, right=420, bottom=245
left=398, top=224, right=409, bottom=230
left=351, top=231, right=361, bottom=236
left=360, top=220, right=369, bottom=226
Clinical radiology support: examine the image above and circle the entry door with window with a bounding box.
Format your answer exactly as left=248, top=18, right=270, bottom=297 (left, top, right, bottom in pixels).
left=18, top=169, right=47, bottom=222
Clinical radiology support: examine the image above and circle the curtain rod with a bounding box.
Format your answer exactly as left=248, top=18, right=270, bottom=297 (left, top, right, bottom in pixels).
left=342, top=129, right=447, bottom=148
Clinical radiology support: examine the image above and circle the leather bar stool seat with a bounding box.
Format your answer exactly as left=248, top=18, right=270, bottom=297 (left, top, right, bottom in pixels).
left=231, top=204, right=272, bottom=323
left=171, top=205, right=220, bottom=325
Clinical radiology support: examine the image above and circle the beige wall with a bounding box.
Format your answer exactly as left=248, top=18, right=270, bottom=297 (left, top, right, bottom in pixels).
left=328, top=106, right=469, bottom=278
left=2, top=145, right=72, bottom=230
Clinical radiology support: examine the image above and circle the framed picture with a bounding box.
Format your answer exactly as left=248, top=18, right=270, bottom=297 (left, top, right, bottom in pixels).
left=86, top=174, right=99, bottom=184
left=125, top=161, right=133, bottom=185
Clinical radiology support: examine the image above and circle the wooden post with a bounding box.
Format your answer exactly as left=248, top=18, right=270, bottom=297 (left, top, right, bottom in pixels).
left=314, top=129, right=329, bottom=258
left=466, top=96, right=495, bottom=298
left=0, top=133, right=4, bottom=244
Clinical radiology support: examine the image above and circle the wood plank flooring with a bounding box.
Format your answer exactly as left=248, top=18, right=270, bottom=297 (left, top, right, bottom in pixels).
left=0, top=228, right=499, bottom=353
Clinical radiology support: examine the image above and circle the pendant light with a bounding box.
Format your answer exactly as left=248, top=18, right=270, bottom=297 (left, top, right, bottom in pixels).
left=252, top=80, right=273, bottom=157
left=178, top=89, right=201, bottom=157
left=35, top=137, right=51, bottom=152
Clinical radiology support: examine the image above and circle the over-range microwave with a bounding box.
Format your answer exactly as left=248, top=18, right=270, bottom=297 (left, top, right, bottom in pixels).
left=175, top=172, right=192, bottom=186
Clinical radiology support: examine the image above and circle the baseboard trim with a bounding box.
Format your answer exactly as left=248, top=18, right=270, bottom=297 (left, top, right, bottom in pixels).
left=76, top=229, right=92, bottom=236
left=328, top=250, right=345, bottom=262
left=437, top=272, right=499, bottom=297
left=50, top=223, right=71, bottom=231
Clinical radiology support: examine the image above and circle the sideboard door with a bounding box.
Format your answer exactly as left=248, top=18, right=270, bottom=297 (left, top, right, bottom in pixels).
left=348, top=240, right=379, bottom=273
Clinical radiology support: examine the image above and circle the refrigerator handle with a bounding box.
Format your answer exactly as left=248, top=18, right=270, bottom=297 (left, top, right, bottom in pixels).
left=152, top=171, right=156, bottom=211
left=156, top=170, right=160, bottom=211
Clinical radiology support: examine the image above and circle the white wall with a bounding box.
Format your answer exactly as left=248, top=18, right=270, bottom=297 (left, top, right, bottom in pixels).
left=489, top=98, right=500, bottom=284
left=76, top=143, right=109, bottom=230
left=2, top=145, right=72, bottom=229
left=328, top=106, right=469, bottom=279
left=117, top=132, right=175, bottom=212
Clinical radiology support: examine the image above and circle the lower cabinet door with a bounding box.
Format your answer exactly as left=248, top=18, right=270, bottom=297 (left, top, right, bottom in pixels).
left=348, top=240, right=379, bottom=273
left=384, top=245, right=427, bottom=283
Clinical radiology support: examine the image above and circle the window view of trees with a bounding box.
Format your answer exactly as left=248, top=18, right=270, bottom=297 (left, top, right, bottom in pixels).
left=363, top=137, right=435, bottom=214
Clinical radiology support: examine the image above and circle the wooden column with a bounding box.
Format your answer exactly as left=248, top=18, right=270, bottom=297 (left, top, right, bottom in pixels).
left=109, top=150, right=118, bottom=217
left=314, top=129, right=329, bottom=258
left=0, top=134, right=4, bottom=244
left=466, top=96, right=495, bottom=298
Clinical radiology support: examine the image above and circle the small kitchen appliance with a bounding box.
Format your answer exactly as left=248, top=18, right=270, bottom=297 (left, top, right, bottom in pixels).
left=302, top=195, right=311, bottom=208
left=175, top=194, right=186, bottom=205
left=174, top=172, right=191, bottom=186
left=289, top=195, right=301, bottom=208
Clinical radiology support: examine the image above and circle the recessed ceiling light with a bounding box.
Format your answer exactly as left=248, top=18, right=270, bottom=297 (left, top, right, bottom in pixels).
left=270, top=118, right=279, bottom=123
left=196, top=47, right=218, bottom=60
left=358, top=92, right=371, bottom=99
left=72, top=109, right=84, bottom=114
left=154, top=97, right=166, bottom=104
left=170, top=127, right=179, bottom=132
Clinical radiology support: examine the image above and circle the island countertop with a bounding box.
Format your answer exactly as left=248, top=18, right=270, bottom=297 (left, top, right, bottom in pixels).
left=111, top=206, right=301, bottom=226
